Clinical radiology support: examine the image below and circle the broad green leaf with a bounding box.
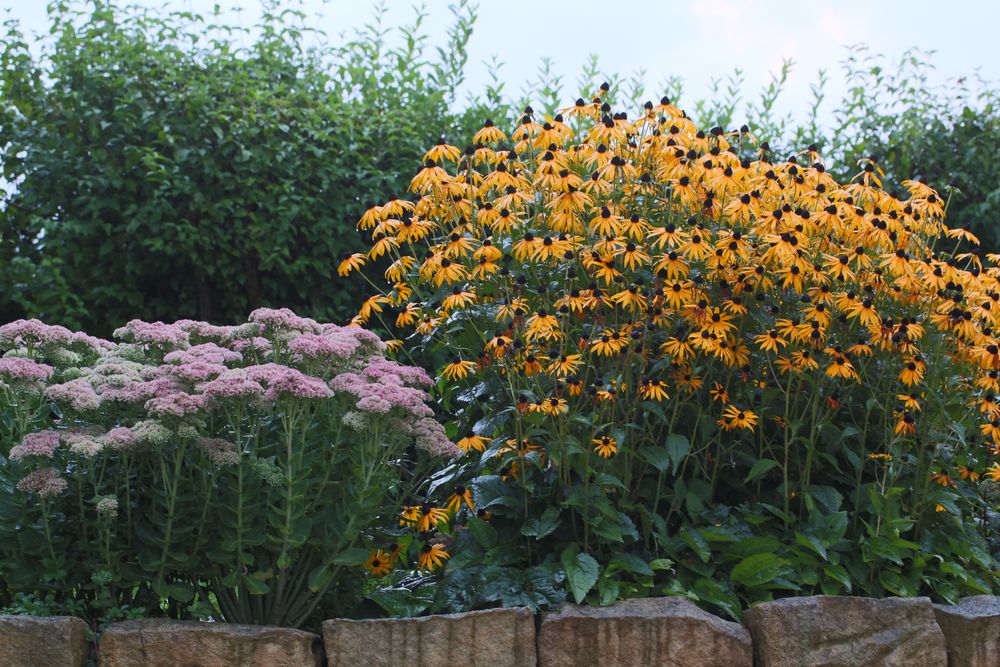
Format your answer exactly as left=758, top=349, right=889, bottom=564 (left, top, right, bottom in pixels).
left=731, top=553, right=788, bottom=588
left=745, top=458, right=779, bottom=483
left=665, top=434, right=690, bottom=475
left=565, top=553, right=600, bottom=603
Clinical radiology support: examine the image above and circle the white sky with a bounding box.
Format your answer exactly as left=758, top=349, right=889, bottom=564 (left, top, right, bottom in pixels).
left=2, top=0, right=998, bottom=129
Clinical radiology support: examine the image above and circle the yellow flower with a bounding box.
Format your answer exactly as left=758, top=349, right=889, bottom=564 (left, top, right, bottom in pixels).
left=592, top=435, right=618, bottom=458
left=413, top=504, right=450, bottom=532
left=441, top=357, right=477, bottom=381
left=446, top=485, right=475, bottom=512
left=591, top=330, right=626, bottom=356
left=525, top=310, right=561, bottom=341
left=640, top=379, right=669, bottom=401
left=456, top=434, right=490, bottom=454
left=709, top=383, right=728, bottom=403
left=718, top=405, right=758, bottom=432
left=418, top=543, right=450, bottom=572
left=363, top=550, right=394, bottom=577
left=473, top=119, right=506, bottom=144
left=338, top=253, right=366, bottom=277
left=547, top=354, right=583, bottom=377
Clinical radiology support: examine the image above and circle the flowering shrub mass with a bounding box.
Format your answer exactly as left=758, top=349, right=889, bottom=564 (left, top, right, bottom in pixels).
left=0, top=310, right=455, bottom=627
left=344, top=88, right=1000, bottom=615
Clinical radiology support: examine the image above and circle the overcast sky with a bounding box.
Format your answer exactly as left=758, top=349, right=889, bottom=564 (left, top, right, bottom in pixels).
left=3, top=0, right=997, bottom=129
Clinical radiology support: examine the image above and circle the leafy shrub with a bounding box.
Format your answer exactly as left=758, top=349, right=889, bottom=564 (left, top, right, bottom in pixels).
left=0, top=309, right=456, bottom=628
left=0, top=1, right=485, bottom=333
left=345, top=89, right=1000, bottom=617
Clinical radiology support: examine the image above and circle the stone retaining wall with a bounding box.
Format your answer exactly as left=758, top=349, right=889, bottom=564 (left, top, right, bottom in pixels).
left=2, top=595, right=998, bottom=666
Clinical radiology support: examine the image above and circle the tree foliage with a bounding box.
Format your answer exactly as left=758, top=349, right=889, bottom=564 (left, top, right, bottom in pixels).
left=0, top=1, right=484, bottom=333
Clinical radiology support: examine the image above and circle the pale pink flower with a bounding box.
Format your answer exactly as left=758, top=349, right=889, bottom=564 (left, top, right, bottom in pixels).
left=362, top=358, right=432, bottom=387
left=229, top=336, right=273, bottom=355
left=200, top=369, right=265, bottom=400
left=100, top=427, right=137, bottom=450
left=145, top=392, right=208, bottom=418
left=45, top=378, right=102, bottom=411
left=9, top=431, right=61, bottom=461
left=0, top=319, right=74, bottom=347
left=0, top=357, right=54, bottom=382
left=17, top=468, right=68, bottom=497
left=173, top=320, right=236, bottom=341
left=167, top=361, right=228, bottom=382
left=113, top=320, right=190, bottom=350
left=164, top=343, right=241, bottom=366
left=249, top=308, right=322, bottom=334
left=287, top=332, right=361, bottom=361
left=197, top=437, right=240, bottom=465
left=244, top=363, right=331, bottom=401
left=409, top=417, right=460, bottom=458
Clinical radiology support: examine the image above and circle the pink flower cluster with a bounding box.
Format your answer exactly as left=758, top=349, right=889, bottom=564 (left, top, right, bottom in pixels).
left=197, top=437, right=240, bottom=465
left=174, top=320, right=236, bottom=342
left=200, top=369, right=265, bottom=400
left=245, top=363, right=331, bottom=401
left=331, top=359, right=439, bottom=426
left=44, top=378, right=102, bottom=411
left=409, top=417, right=460, bottom=458
left=229, top=336, right=273, bottom=355
left=287, top=325, right=386, bottom=366
left=113, top=320, right=190, bottom=350
left=0, top=357, right=54, bottom=382
left=361, top=357, right=432, bottom=387
left=0, top=319, right=110, bottom=353
left=16, top=467, right=68, bottom=497
left=164, top=343, right=242, bottom=366
left=9, top=431, right=61, bottom=461
left=249, top=308, right=322, bottom=335
left=145, top=392, right=209, bottom=418
left=100, top=426, right=137, bottom=450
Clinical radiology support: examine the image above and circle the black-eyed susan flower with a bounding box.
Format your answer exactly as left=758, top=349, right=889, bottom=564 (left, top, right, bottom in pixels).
left=640, top=379, right=670, bottom=401
left=446, top=485, right=475, bottom=512
left=456, top=433, right=490, bottom=454
left=338, top=252, right=367, bottom=277
left=592, top=435, right=618, bottom=458
left=717, top=405, right=758, bottom=431
left=441, top=357, right=477, bottom=381
left=415, top=503, right=450, bottom=532
left=363, top=550, right=394, bottom=577
left=418, top=542, right=450, bottom=572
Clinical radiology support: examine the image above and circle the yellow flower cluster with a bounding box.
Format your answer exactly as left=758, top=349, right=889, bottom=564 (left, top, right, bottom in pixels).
left=343, top=88, right=998, bottom=469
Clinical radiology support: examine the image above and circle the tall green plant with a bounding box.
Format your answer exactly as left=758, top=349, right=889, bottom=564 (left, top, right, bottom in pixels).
left=0, top=310, right=456, bottom=627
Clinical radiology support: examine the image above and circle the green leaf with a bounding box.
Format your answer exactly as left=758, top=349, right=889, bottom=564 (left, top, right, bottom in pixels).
left=469, top=515, right=498, bottom=547
left=521, top=507, right=561, bottom=539
left=330, top=547, right=370, bottom=566
left=307, top=565, right=331, bottom=592
left=598, top=576, right=620, bottom=606
left=565, top=553, right=600, bottom=603
left=679, top=525, right=711, bottom=562
left=368, top=586, right=435, bottom=618
left=731, top=553, right=788, bottom=588
left=879, top=570, right=917, bottom=597
left=640, top=446, right=670, bottom=473
left=610, top=552, right=654, bottom=576
left=745, top=458, right=779, bottom=483
left=795, top=531, right=828, bottom=561
left=665, top=434, right=690, bottom=475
